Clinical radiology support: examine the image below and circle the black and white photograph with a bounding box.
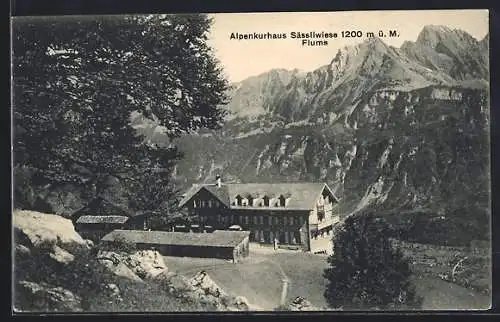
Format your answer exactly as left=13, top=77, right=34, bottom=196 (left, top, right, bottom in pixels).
left=11, top=9, right=491, bottom=312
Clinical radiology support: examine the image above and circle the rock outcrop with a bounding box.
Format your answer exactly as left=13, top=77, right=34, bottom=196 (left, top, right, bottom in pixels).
left=161, top=270, right=252, bottom=311
left=287, top=296, right=322, bottom=311
left=97, top=250, right=168, bottom=281
left=16, top=280, right=83, bottom=312
left=13, top=210, right=88, bottom=250
left=95, top=252, right=255, bottom=311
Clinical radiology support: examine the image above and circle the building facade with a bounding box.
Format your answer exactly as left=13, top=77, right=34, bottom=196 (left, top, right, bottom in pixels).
left=178, top=180, right=340, bottom=253
left=75, top=215, right=129, bottom=242
left=71, top=197, right=154, bottom=238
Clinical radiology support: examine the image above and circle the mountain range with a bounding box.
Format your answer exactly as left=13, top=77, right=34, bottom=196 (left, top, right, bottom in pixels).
left=129, top=25, right=492, bottom=240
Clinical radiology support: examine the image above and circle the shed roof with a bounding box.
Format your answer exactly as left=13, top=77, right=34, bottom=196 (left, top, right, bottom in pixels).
left=76, top=215, right=130, bottom=224
left=71, top=196, right=134, bottom=220
left=101, top=229, right=250, bottom=248
left=178, top=182, right=338, bottom=211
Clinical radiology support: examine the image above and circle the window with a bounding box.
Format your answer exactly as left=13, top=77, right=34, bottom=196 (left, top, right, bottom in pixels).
left=254, top=230, right=259, bottom=242
left=208, top=200, right=213, bottom=208
left=274, top=217, right=279, bottom=225
left=193, top=200, right=197, bottom=208
left=253, top=216, right=258, bottom=224
left=201, top=200, right=206, bottom=208
left=235, top=195, right=243, bottom=206
left=248, top=196, right=254, bottom=207
left=260, top=215, right=264, bottom=225
left=279, top=195, right=286, bottom=207
left=290, top=216, right=294, bottom=225
left=268, top=216, right=272, bottom=225
left=283, top=216, right=288, bottom=225
left=263, top=196, right=270, bottom=206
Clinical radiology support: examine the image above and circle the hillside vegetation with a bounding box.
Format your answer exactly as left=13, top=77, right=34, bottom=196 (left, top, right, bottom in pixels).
left=13, top=210, right=252, bottom=312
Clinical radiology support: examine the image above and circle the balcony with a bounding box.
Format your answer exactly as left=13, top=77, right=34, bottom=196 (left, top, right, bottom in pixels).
left=317, top=214, right=340, bottom=231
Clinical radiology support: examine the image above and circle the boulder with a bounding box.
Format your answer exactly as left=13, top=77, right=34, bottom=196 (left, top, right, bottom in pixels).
left=287, top=296, right=321, bottom=311
left=97, top=250, right=167, bottom=282
left=13, top=210, right=87, bottom=249
left=98, top=254, right=143, bottom=282
left=84, top=239, right=94, bottom=248
left=104, top=283, right=122, bottom=301
left=127, top=250, right=168, bottom=279
left=189, top=271, right=227, bottom=298
left=49, top=245, right=75, bottom=264
left=15, top=244, right=31, bottom=257
left=228, top=296, right=251, bottom=311
left=16, top=280, right=82, bottom=312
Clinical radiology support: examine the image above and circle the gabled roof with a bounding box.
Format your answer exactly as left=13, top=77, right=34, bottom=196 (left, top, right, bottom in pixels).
left=71, top=196, right=135, bottom=221
left=101, top=229, right=250, bottom=248
left=178, top=182, right=338, bottom=211
left=76, top=215, right=130, bottom=224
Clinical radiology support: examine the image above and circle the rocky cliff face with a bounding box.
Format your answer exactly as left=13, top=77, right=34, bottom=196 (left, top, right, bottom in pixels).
left=162, top=25, right=489, bottom=222
left=401, top=25, right=489, bottom=82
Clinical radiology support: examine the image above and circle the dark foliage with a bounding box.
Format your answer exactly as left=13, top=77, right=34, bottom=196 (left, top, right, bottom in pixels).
left=12, top=14, right=230, bottom=215
left=14, top=242, right=216, bottom=312
left=379, top=207, right=490, bottom=247
left=323, top=212, right=423, bottom=310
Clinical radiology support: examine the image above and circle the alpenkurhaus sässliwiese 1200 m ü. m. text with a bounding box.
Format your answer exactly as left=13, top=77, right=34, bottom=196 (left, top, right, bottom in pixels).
left=229, top=30, right=398, bottom=46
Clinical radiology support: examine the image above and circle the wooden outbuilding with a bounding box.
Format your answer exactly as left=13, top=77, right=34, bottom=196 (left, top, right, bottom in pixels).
left=100, top=229, right=250, bottom=262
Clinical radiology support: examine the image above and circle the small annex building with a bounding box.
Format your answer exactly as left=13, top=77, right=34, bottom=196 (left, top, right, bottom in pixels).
left=75, top=215, right=130, bottom=241
left=72, top=196, right=156, bottom=242
left=100, top=229, right=250, bottom=263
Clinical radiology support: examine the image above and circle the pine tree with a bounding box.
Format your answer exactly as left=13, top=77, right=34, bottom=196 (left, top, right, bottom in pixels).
left=323, top=212, right=423, bottom=310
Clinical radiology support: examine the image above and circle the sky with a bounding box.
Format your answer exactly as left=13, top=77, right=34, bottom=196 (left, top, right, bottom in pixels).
left=207, top=10, right=489, bottom=83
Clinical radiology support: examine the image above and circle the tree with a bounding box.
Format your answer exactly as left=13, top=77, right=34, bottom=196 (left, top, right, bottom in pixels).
left=12, top=14, right=230, bottom=210
left=323, top=212, right=422, bottom=310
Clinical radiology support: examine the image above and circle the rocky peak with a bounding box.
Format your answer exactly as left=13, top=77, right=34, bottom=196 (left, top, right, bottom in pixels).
left=417, top=25, right=454, bottom=48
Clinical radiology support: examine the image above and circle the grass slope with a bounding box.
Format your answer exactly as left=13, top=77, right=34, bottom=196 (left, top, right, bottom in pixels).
left=164, top=241, right=490, bottom=311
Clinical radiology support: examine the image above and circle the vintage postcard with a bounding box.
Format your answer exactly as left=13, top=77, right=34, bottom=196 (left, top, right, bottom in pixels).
left=11, top=9, right=491, bottom=312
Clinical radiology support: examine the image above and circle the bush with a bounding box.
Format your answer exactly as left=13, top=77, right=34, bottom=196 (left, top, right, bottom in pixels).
left=98, top=236, right=137, bottom=254
left=381, top=208, right=490, bottom=247
left=323, top=212, right=423, bottom=310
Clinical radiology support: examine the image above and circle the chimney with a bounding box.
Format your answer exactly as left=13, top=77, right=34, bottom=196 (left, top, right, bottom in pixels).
left=216, top=174, right=222, bottom=188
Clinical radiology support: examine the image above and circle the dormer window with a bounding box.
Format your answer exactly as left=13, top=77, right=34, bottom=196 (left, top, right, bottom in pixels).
left=241, top=198, right=248, bottom=206
left=279, top=195, right=286, bottom=207
left=235, top=195, right=243, bottom=206
left=247, top=195, right=254, bottom=207
left=263, top=196, right=270, bottom=207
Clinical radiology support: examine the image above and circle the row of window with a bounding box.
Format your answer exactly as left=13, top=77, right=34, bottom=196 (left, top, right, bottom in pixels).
left=193, top=199, right=220, bottom=208
left=200, top=214, right=305, bottom=226
left=233, top=195, right=290, bottom=207
left=250, top=230, right=302, bottom=245
left=192, top=196, right=293, bottom=208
